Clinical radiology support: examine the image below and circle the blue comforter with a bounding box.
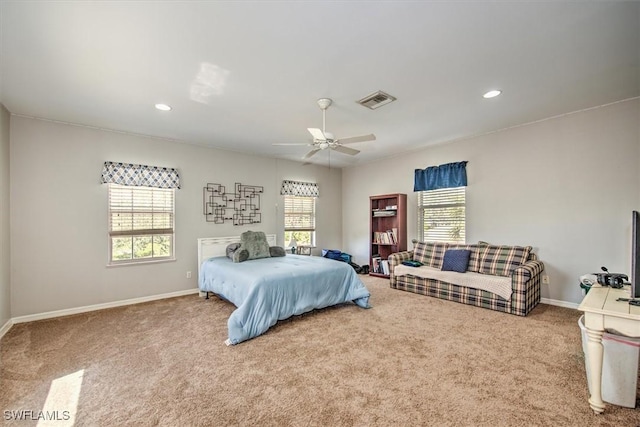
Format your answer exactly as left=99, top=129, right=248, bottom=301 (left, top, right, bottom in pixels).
left=199, top=254, right=371, bottom=345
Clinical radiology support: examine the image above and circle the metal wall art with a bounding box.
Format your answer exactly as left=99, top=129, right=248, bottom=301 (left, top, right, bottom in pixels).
left=203, top=182, right=263, bottom=225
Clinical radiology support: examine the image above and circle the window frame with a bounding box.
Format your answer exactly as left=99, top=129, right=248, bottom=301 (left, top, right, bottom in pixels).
left=107, top=183, right=176, bottom=266
left=283, top=195, right=316, bottom=247
left=418, top=186, right=466, bottom=243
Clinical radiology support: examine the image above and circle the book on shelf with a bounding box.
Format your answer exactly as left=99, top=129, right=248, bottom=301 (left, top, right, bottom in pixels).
left=370, top=255, right=389, bottom=275
left=372, top=210, right=396, bottom=217
left=371, top=254, right=382, bottom=273
left=373, top=230, right=397, bottom=245
left=381, top=260, right=390, bottom=275
left=383, top=229, right=397, bottom=244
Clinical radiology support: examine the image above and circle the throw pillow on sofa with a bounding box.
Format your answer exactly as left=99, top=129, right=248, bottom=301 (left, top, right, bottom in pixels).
left=441, top=249, right=471, bottom=273
left=479, top=245, right=532, bottom=277
left=413, top=241, right=449, bottom=268
left=447, top=242, right=488, bottom=272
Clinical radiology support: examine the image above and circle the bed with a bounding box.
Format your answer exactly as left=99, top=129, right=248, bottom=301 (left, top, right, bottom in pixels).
left=197, top=235, right=371, bottom=345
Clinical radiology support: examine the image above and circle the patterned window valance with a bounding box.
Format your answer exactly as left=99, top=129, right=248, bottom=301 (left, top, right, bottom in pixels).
left=101, top=161, right=181, bottom=189
left=280, top=180, right=319, bottom=197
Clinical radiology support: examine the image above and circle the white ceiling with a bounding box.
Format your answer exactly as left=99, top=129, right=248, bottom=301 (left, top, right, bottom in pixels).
left=1, top=1, right=638, bottom=168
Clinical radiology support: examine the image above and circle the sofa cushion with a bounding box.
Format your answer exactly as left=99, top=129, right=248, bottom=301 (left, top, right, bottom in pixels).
left=479, top=245, right=532, bottom=277
left=442, top=249, right=471, bottom=273
left=413, top=241, right=449, bottom=268
left=393, top=264, right=513, bottom=302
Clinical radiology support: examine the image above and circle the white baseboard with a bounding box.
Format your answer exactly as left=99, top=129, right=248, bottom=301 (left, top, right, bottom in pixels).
left=541, top=297, right=579, bottom=310
left=11, top=288, right=200, bottom=324
left=0, top=318, right=13, bottom=340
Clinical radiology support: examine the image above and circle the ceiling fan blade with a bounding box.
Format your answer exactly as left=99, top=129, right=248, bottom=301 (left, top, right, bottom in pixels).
left=335, top=134, right=376, bottom=145
left=307, top=128, right=326, bottom=140
left=332, top=145, right=360, bottom=156
left=303, top=148, right=321, bottom=159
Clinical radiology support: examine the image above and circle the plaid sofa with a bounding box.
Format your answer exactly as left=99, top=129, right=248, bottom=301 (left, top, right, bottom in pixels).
left=389, top=241, right=544, bottom=316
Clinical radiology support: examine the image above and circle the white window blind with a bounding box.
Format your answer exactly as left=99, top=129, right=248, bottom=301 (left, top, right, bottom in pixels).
left=108, top=184, right=175, bottom=263
left=418, top=187, right=466, bottom=243
left=284, top=196, right=315, bottom=231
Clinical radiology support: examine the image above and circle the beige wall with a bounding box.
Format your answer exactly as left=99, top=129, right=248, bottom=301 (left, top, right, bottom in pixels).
left=0, top=105, right=10, bottom=327
left=342, top=98, right=640, bottom=305
left=6, top=98, right=639, bottom=317
left=9, top=116, right=342, bottom=317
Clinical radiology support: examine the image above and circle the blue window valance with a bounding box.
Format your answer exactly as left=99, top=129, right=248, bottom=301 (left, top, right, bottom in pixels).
left=101, top=161, right=181, bottom=189
left=280, top=180, right=319, bottom=197
left=414, top=161, right=468, bottom=192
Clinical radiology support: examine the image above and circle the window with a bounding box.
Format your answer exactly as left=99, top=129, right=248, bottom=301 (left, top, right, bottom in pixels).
left=418, top=186, right=465, bottom=243
left=108, top=184, right=175, bottom=264
left=284, top=196, right=315, bottom=247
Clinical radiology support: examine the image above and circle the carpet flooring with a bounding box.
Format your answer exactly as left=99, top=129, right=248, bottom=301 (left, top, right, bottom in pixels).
left=1, top=276, right=639, bottom=426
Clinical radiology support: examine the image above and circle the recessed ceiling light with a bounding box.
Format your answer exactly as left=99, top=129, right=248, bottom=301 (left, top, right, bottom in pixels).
left=155, top=103, right=172, bottom=111
left=483, top=90, right=502, bottom=99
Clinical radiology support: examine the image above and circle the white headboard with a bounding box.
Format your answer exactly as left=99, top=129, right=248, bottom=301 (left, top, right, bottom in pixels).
left=197, top=234, right=277, bottom=275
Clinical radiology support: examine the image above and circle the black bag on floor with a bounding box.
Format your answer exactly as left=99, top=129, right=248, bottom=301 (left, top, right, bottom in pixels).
left=349, top=261, right=369, bottom=275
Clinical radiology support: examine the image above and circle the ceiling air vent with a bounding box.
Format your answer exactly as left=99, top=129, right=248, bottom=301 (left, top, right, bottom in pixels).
left=357, top=90, right=397, bottom=110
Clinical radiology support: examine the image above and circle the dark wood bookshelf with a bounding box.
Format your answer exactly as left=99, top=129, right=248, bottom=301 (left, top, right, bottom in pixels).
left=370, top=193, right=407, bottom=278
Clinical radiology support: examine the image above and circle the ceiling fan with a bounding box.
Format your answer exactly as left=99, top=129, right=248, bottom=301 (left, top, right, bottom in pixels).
left=274, top=98, right=376, bottom=160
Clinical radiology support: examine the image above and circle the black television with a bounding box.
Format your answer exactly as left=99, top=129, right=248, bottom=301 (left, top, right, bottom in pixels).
left=632, top=211, right=640, bottom=299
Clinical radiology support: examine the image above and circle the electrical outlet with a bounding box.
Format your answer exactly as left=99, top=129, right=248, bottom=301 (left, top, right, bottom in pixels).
left=542, top=275, right=549, bottom=284
left=186, top=271, right=192, bottom=279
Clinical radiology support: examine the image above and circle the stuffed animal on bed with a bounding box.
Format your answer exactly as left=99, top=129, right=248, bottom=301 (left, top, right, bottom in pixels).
left=226, top=231, right=286, bottom=263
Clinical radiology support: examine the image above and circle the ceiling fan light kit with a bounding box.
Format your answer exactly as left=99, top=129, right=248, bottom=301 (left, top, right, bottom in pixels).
left=273, top=97, right=376, bottom=162
left=317, top=98, right=332, bottom=110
